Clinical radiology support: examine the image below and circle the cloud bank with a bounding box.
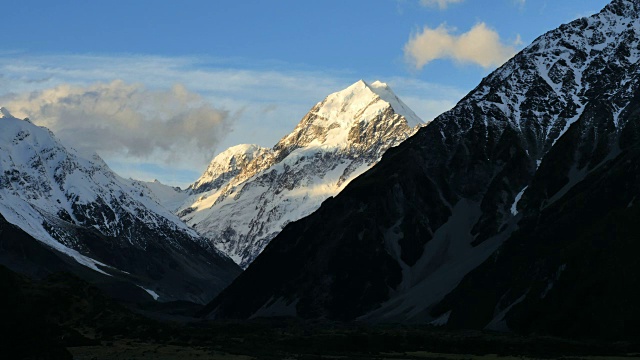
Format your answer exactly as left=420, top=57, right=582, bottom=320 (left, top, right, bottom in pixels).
left=2, top=80, right=233, bottom=165
left=404, top=22, right=519, bottom=69
left=420, top=0, right=464, bottom=10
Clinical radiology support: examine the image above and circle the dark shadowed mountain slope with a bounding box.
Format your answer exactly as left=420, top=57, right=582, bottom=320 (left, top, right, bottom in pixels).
left=0, top=261, right=155, bottom=359
left=431, top=80, right=640, bottom=338
left=201, top=0, right=640, bottom=335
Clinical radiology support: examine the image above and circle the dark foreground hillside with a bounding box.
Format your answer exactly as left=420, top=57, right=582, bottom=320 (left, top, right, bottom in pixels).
left=1, top=265, right=639, bottom=360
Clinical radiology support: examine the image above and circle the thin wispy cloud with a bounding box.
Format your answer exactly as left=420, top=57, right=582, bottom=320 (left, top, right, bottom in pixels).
left=404, top=22, right=520, bottom=69
left=0, top=54, right=464, bottom=144
left=420, top=0, right=464, bottom=10
left=0, top=55, right=352, bottom=166
left=0, top=54, right=466, bottom=185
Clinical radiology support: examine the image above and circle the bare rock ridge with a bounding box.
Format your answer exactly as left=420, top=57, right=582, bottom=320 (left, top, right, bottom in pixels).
left=178, top=80, right=424, bottom=268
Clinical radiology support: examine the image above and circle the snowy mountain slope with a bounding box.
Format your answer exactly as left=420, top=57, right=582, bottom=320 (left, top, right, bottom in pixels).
left=179, top=80, right=424, bottom=268
left=189, top=144, right=272, bottom=194
left=0, top=109, right=241, bottom=303
left=132, top=179, right=191, bottom=212
left=202, top=0, right=640, bottom=334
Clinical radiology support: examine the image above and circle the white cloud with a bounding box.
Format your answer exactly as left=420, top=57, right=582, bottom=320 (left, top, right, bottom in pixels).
left=0, top=54, right=353, bottom=151
left=404, top=22, right=519, bottom=69
left=420, top=0, right=464, bottom=10
left=513, top=0, right=525, bottom=10
left=2, top=80, right=233, bottom=167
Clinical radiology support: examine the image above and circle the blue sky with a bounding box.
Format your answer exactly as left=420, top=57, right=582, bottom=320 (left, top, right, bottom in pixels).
left=0, top=0, right=611, bottom=186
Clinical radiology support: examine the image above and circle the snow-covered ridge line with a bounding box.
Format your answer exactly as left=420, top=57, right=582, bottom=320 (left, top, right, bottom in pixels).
left=449, top=0, right=640, bottom=163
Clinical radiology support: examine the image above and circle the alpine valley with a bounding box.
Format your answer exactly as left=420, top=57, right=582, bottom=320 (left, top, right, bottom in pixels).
left=2, top=0, right=640, bottom=357
left=202, top=0, right=640, bottom=338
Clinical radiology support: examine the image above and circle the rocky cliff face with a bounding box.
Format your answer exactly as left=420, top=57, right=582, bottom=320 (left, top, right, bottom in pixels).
left=179, top=80, right=424, bottom=268
left=201, top=0, right=640, bottom=336
left=0, top=109, right=241, bottom=303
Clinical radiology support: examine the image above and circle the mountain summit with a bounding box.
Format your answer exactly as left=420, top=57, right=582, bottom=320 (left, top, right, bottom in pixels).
left=202, top=0, right=640, bottom=336
left=178, top=80, right=423, bottom=267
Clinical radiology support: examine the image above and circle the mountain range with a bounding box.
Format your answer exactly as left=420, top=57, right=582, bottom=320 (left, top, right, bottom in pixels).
left=1, top=0, right=639, bottom=343
left=200, top=0, right=640, bottom=337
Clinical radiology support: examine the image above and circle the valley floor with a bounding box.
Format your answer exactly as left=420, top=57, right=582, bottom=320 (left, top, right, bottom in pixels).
left=67, top=339, right=640, bottom=360
left=3, top=265, right=639, bottom=360
left=63, top=318, right=640, bottom=360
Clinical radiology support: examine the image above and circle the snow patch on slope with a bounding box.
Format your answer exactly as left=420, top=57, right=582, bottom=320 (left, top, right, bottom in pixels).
left=510, top=186, right=528, bottom=216
left=138, top=285, right=160, bottom=301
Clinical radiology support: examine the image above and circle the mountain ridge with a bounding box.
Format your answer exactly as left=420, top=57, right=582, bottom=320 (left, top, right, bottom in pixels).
left=0, top=109, right=241, bottom=303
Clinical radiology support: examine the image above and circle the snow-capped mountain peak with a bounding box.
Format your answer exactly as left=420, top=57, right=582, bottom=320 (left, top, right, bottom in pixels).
left=313, top=79, right=391, bottom=123
left=290, top=79, right=422, bottom=141
left=273, top=80, right=424, bottom=159
left=368, top=80, right=423, bottom=127
left=179, top=80, right=424, bottom=268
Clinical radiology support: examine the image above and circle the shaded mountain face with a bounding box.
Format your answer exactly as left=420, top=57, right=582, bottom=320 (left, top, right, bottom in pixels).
left=432, top=116, right=640, bottom=338
left=202, top=0, right=640, bottom=336
left=179, top=80, right=423, bottom=268
left=0, top=110, right=241, bottom=303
